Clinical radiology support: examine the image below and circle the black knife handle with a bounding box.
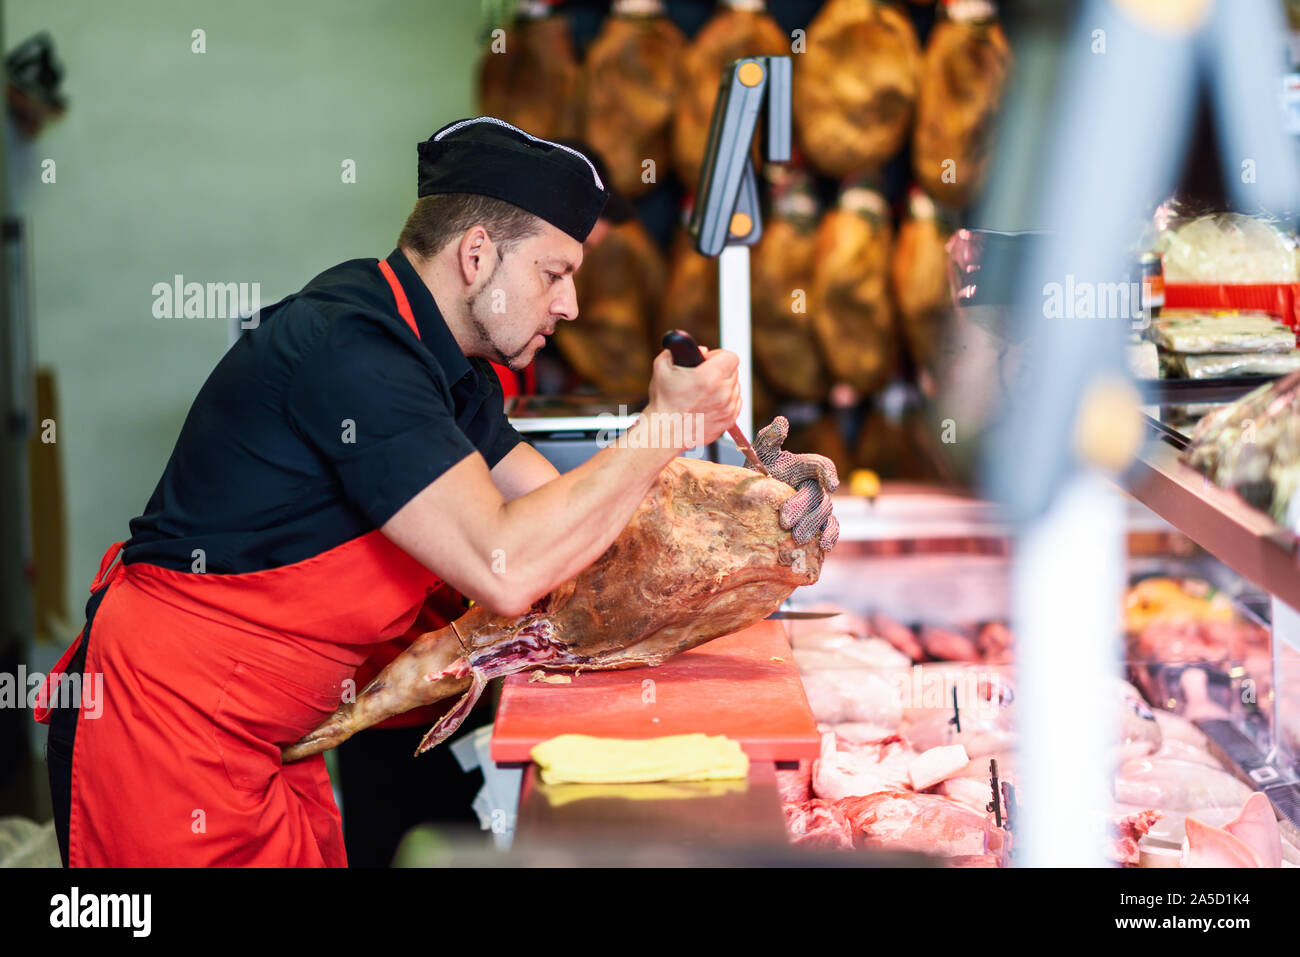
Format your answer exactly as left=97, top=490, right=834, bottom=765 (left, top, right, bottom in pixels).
left=661, top=329, right=705, bottom=368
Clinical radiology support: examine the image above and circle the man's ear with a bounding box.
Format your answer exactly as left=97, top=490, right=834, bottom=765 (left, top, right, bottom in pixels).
left=458, top=225, right=493, bottom=286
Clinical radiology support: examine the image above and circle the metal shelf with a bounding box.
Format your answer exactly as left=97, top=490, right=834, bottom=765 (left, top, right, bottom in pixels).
left=1127, top=421, right=1300, bottom=611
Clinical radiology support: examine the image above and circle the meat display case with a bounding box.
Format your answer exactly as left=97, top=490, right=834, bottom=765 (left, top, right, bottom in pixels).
left=777, top=469, right=1300, bottom=865
left=1127, top=404, right=1300, bottom=831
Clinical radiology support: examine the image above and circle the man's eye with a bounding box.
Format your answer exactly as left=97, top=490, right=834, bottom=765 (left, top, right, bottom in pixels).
left=546, top=272, right=562, bottom=285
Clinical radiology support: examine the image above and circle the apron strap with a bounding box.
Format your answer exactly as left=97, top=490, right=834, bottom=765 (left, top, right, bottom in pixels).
left=377, top=259, right=421, bottom=341
left=33, top=540, right=126, bottom=724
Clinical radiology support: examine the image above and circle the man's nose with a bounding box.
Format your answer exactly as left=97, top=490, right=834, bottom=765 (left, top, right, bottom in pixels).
left=552, top=277, right=578, bottom=321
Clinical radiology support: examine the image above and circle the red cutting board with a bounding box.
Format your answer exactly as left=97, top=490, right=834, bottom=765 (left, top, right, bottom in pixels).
left=490, top=620, right=820, bottom=764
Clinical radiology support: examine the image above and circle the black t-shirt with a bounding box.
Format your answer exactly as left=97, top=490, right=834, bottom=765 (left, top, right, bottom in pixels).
left=123, top=248, right=522, bottom=574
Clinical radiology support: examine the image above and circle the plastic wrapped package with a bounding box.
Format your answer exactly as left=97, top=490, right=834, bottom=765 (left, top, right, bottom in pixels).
left=1149, top=312, right=1295, bottom=354
left=1161, top=351, right=1300, bottom=379
left=1160, top=213, right=1300, bottom=284
left=1179, top=371, right=1300, bottom=524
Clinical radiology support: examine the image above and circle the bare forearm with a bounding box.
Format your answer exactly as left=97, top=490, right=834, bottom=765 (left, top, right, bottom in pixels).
left=491, top=412, right=679, bottom=606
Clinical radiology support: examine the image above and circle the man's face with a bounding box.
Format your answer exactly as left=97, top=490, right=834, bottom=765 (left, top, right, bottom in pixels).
left=466, top=221, right=582, bottom=371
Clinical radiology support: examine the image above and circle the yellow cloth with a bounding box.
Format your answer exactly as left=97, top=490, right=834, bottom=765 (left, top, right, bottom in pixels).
left=536, top=778, right=748, bottom=808
left=530, top=733, right=750, bottom=785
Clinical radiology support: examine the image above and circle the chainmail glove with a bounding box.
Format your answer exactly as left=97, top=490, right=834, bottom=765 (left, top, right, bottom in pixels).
left=749, top=416, right=840, bottom=551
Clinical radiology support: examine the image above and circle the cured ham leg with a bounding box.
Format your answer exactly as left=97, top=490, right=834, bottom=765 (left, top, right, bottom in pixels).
left=580, top=0, right=684, bottom=197
left=285, top=458, right=825, bottom=760
left=477, top=6, right=581, bottom=140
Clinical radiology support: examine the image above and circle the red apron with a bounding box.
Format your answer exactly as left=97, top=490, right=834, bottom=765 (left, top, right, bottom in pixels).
left=35, top=260, right=442, bottom=866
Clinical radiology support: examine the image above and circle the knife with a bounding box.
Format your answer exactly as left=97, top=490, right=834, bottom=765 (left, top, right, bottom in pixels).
left=661, top=329, right=770, bottom=477
left=764, top=610, right=843, bottom=620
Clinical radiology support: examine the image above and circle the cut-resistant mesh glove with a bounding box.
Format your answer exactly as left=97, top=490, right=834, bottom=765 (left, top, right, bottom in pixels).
left=749, top=416, right=840, bottom=551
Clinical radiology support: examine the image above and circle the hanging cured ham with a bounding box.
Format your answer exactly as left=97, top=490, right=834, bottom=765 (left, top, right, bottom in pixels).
left=810, top=182, right=897, bottom=396
left=793, top=0, right=922, bottom=178
left=477, top=2, right=581, bottom=140
left=751, top=165, right=829, bottom=403
left=659, top=218, right=720, bottom=348
left=581, top=0, right=686, bottom=198
left=554, top=218, right=665, bottom=395
left=912, top=1, right=1013, bottom=208
left=890, top=187, right=953, bottom=373
left=672, top=0, right=788, bottom=192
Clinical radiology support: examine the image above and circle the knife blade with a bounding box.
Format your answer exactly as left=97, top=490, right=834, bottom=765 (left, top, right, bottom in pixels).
left=764, top=610, right=842, bottom=620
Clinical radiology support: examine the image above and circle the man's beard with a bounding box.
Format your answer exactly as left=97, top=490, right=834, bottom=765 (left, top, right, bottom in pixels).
left=466, top=268, right=536, bottom=370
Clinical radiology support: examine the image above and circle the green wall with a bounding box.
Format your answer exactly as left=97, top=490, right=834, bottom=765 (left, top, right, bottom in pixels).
left=6, top=0, right=483, bottom=611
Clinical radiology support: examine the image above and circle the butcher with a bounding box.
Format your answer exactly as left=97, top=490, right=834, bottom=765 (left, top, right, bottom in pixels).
left=36, top=116, right=839, bottom=867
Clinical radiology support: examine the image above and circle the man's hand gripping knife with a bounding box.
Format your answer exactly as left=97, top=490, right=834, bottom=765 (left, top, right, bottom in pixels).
left=748, top=415, right=840, bottom=551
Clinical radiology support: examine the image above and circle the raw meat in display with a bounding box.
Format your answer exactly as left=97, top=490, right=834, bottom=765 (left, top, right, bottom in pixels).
left=284, top=459, right=825, bottom=760
left=935, top=776, right=993, bottom=812
left=1132, top=620, right=1268, bottom=664
left=1112, top=809, right=1162, bottom=866
left=1113, top=677, right=1162, bottom=761
left=800, top=668, right=903, bottom=726
left=918, top=625, right=980, bottom=662
left=671, top=0, right=787, bottom=191
left=751, top=166, right=828, bottom=402
left=828, top=722, right=901, bottom=747
left=776, top=761, right=813, bottom=804
left=784, top=798, right=855, bottom=850
left=1152, top=738, right=1222, bottom=768
left=908, top=745, right=970, bottom=790
left=838, top=790, right=989, bottom=857
left=1152, top=707, right=1211, bottom=749
left=556, top=218, right=664, bottom=395
left=975, top=622, right=1014, bottom=665
left=791, top=634, right=912, bottom=671
left=810, top=185, right=897, bottom=394
left=911, top=8, right=1012, bottom=207
left=1184, top=794, right=1282, bottom=868
left=900, top=712, right=1016, bottom=757
left=793, top=0, right=921, bottom=177
left=580, top=3, right=684, bottom=198
left=477, top=9, right=581, bottom=141
left=812, top=731, right=917, bottom=800
left=870, top=613, right=926, bottom=661
left=1115, top=757, right=1255, bottom=811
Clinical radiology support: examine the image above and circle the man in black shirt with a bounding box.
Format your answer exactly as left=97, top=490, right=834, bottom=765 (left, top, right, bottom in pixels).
left=40, top=117, right=751, bottom=867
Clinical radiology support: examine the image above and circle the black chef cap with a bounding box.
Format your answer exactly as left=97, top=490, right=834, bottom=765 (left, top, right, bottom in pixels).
left=417, top=117, right=610, bottom=242
left=555, top=138, right=637, bottom=226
